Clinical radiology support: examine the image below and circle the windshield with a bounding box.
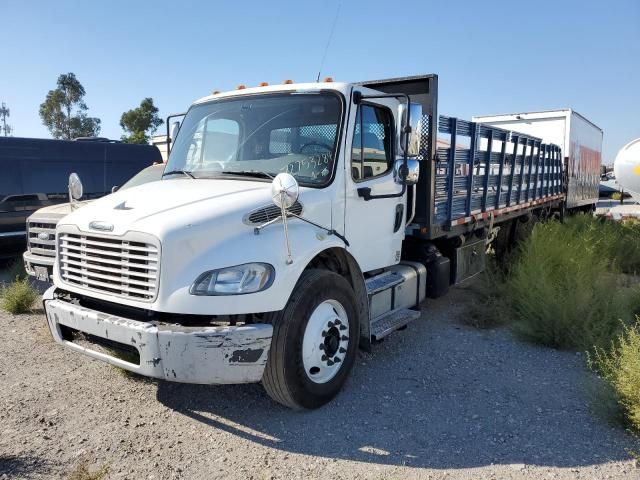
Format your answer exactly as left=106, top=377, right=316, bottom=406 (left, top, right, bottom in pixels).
left=120, top=164, right=164, bottom=190
left=166, top=92, right=343, bottom=186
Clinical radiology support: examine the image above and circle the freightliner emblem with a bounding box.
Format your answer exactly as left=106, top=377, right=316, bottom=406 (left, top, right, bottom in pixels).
left=89, top=221, right=114, bottom=232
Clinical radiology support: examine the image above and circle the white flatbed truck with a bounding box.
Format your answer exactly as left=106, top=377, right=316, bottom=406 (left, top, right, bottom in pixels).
left=43, top=75, right=566, bottom=409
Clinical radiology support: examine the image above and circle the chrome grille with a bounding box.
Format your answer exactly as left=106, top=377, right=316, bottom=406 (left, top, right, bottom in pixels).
left=28, top=221, right=57, bottom=257
left=58, top=232, right=160, bottom=301
left=244, top=201, right=303, bottom=225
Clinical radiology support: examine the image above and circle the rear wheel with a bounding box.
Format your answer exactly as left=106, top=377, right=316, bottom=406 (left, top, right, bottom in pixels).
left=262, top=269, right=359, bottom=409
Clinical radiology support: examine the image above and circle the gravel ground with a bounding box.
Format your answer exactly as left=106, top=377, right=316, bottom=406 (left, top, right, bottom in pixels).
left=0, top=279, right=638, bottom=479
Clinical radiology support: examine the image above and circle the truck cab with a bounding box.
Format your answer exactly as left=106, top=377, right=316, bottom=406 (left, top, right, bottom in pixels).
left=43, top=75, right=565, bottom=409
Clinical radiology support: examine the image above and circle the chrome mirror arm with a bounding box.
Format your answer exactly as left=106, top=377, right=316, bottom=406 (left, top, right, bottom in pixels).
left=279, top=192, right=293, bottom=265
left=254, top=210, right=349, bottom=248
left=253, top=215, right=283, bottom=235
left=286, top=212, right=349, bottom=246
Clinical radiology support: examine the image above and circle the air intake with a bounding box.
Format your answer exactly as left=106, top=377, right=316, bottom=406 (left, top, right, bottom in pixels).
left=244, top=201, right=303, bottom=225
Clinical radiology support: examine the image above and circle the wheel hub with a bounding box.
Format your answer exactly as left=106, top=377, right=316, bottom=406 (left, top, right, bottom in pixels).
left=302, top=300, right=349, bottom=384
left=323, top=327, right=340, bottom=357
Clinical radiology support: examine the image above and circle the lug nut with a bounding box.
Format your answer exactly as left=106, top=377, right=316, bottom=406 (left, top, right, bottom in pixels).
left=321, top=355, right=327, bottom=361
left=327, top=359, right=334, bottom=366
left=339, top=325, right=347, bottom=331
left=339, top=347, right=346, bottom=354
left=341, top=335, right=349, bottom=341
left=319, top=344, right=325, bottom=350
left=333, top=357, right=341, bottom=363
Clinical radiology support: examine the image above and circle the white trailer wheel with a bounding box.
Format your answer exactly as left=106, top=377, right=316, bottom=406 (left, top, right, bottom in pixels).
left=302, top=299, right=349, bottom=384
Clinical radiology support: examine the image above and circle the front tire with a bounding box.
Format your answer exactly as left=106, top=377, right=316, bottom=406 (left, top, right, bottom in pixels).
left=262, top=269, right=359, bottom=409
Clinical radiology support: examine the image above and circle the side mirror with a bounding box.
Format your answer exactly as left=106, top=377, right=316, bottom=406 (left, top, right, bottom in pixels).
left=68, top=173, right=83, bottom=201
left=399, top=103, right=423, bottom=158
left=271, top=173, right=299, bottom=209
left=393, top=158, right=420, bottom=186
left=170, top=121, right=181, bottom=143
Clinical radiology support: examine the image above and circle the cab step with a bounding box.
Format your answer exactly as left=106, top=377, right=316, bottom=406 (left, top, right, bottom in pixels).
left=370, top=308, right=421, bottom=341
left=365, top=271, right=404, bottom=295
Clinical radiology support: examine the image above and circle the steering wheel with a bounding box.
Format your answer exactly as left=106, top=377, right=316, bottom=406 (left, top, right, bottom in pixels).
left=299, top=142, right=333, bottom=154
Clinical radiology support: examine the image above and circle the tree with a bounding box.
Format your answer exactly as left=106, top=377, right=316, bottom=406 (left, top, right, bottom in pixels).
left=120, top=98, right=163, bottom=144
left=39, top=73, right=101, bottom=139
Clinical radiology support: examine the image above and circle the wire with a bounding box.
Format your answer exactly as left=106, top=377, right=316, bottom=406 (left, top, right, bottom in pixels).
left=316, top=3, right=341, bottom=83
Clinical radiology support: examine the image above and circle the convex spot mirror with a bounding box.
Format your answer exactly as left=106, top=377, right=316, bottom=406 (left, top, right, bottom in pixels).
left=271, top=173, right=299, bottom=209
left=68, top=173, right=83, bottom=200
left=398, top=103, right=423, bottom=158
left=393, top=158, right=420, bottom=186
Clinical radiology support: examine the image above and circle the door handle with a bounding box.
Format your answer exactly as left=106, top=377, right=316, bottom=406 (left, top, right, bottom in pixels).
left=393, top=204, right=404, bottom=233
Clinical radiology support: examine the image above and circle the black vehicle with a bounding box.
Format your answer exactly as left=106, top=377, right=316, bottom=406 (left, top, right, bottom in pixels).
left=0, top=137, right=161, bottom=258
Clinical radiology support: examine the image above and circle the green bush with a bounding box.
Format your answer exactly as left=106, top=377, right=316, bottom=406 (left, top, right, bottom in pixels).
left=601, top=220, right=640, bottom=275
left=590, top=321, right=640, bottom=432
left=0, top=278, right=39, bottom=314
left=66, top=460, right=109, bottom=480
left=467, top=259, right=510, bottom=328
left=503, top=215, right=640, bottom=350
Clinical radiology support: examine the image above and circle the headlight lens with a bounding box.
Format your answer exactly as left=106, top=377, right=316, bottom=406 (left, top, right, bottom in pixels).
left=190, top=263, right=274, bottom=296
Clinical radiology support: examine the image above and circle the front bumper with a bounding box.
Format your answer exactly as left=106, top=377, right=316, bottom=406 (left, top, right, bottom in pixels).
left=24, top=251, right=55, bottom=281
left=43, top=287, right=273, bottom=384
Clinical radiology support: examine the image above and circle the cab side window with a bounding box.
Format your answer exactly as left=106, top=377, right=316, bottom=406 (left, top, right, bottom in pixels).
left=351, top=104, right=393, bottom=180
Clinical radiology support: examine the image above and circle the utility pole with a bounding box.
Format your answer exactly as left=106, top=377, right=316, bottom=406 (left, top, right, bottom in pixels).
left=0, top=102, right=12, bottom=136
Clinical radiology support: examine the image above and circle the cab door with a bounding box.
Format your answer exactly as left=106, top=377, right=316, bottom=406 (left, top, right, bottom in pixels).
left=344, top=93, right=405, bottom=273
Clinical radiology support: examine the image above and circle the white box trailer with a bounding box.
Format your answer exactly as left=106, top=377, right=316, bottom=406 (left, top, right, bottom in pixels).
left=472, top=109, right=603, bottom=209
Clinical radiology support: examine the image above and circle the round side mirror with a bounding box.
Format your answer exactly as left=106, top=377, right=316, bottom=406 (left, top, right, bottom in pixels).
left=68, top=173, right=84, bottom=200
left=271, top=173, right=299, bottom=209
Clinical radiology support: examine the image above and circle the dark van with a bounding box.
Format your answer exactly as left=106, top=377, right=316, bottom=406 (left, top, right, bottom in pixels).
left=0, top=137, right=161, bottom=258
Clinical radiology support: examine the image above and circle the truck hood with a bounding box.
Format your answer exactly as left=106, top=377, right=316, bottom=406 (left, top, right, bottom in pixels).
left=29, top=200, right=92, bottom=219
left=57, top=178, right=273, bottom=237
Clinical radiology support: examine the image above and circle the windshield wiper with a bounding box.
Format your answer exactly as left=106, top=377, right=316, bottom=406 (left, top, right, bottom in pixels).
left=162, top=169, right=195, bottom=179
left=220, top=170, right=273, bottom=179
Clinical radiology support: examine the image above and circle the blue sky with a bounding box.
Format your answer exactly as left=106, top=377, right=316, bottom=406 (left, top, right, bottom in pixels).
left=1, top=0, right=638, bottom=164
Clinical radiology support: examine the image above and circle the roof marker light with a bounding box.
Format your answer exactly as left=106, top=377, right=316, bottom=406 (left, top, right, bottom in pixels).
left=283, top=79, right=294, bottom=84
left=259, top=82, right=269, bottom=87
left=237, top=84, right=246, bottom=90
left=211, top=90, right=220, bottom=95
left=323, top=77, right=333, bottom=83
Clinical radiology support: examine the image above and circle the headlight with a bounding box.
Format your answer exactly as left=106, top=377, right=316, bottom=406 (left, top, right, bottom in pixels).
left=190, top=263, right=274, bottom=296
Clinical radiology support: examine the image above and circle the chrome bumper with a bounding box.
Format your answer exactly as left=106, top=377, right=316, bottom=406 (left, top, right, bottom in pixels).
left=43, top=287, right=273, bottom=384
left=23, top=251, right=55, bottom=268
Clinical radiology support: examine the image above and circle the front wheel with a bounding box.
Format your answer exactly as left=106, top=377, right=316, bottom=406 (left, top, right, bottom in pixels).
left=262, top=269, right=359, bottom=409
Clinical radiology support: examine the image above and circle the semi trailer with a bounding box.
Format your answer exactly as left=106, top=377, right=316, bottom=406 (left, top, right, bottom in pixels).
left=43, top=74, right=566, bottom=409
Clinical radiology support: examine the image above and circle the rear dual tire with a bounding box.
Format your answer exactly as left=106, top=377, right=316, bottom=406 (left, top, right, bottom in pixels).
left=262, top=269, right=359, bottom=409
